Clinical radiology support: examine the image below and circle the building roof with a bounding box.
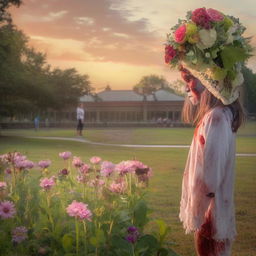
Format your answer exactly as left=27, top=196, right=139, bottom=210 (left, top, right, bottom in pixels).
left=80, top=89, right=184, bottom=102
left=152, top=89, right=184, bottom=101
left=97, top=90, right=144, bottom=102
left=80, top=95, right=95, bottom=102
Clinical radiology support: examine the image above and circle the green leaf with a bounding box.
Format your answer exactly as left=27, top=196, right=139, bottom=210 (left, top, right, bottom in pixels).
left=135, top=235, right=158, bottom=254
left=111, top=235, right=133, bottom=253
left=62, top=233, right=74, bottom=252
left=133, top=200, right=148, bottom=228
left=89, top=228, right=106, bottom=248
left=220, top=46, right=249, bottom=69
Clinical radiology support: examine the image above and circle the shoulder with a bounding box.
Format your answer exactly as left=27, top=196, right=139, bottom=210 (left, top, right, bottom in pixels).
left=203, top=107, right=232, bottom=128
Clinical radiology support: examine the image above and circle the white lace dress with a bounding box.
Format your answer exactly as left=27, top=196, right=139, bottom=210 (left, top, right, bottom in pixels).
left=179, top=106, right=237, bottom=250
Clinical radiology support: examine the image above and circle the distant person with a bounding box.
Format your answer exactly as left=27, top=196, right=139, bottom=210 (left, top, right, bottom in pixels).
left=76, top=103, right=85, bottom=136
left=34, top=116, right=40, bottom=131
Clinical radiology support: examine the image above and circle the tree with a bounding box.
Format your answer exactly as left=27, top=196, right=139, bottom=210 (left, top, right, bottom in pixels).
left=169, top=79, right=186, bottom=96
left=133, top=75, right=171, bottom=95
left=242, top=65, right=256, bottom=113
left=48, top=68, right=92, bottom=110
left=0, top=24, right=93, bottom=119
left=0, top=0, right=22, bottom=24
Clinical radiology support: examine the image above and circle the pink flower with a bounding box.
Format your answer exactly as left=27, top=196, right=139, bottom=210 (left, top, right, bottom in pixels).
left=11, top=226, right=28, bottom=243
left=174, top=24, right=187, bottom=43
left=76, top=175, right=88, bottom=184
left=79, top=164, right=90, bottom=174
left=40, top=177, right=55, bottom=190
left=100, top=161, right=115, bottom=176
left=5, top=168, right=12, bottom=175
left=0, top=181, right=7, bottom=190
left=207, top=8, right=224, bottom=22
left=72, top=156, right=83, bottom=168
left=0, top=200, right=16, bottom=219
left=165, top=45, right=177, bottom=63
left=38, top=160, right=51, bottom=169
left=109, top=181, right=126, bottom=194
left=59, top=151, right=72, bottom=160
left=15, top=158, right=34, bottom=170
left=192, top=8, right=212, bottom=29
left=90, top=156, right=102, bottom=165
left=115, top=161, right=135, bottom=176
left=88, top=179, right=105, bottom=187
left=59, top=168, right=69, bottom=176
left=66, top=200, right=92, bottom=221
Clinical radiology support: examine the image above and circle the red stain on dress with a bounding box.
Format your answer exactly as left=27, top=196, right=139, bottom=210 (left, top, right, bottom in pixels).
left=196, top=212, right=225, bottom=255
left=199, top=135, right=205, bottom=145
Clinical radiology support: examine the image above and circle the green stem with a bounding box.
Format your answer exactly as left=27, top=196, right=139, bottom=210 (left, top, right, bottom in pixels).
left=83, top=220, right=87, bottom=254
left=75, top=218, right=79, bottom=255
left=83, top=184, right=86, bottom=200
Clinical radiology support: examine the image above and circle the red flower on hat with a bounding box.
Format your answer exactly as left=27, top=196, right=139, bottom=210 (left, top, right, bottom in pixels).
left=165, top=45, right=177, bottom=63
left=192, top=8, right=212, bottom=29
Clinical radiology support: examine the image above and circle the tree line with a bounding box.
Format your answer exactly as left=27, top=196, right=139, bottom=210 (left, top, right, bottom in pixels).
left=0, top=0, right=93, bottom=120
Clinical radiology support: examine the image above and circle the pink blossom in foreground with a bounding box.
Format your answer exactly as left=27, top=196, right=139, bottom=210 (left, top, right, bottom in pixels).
left=5, top=168, right=12, bottom=175
left=79, top=163, right=90, bottom=174
left=59, top=151, right=72, bottom=160
left=76, top=175, right=88, bottom=184
left=0, top=181, right=7, bottom=190
left=11, top=226, right=28, bottom=243
left=15, top=159, right=34, bottom=170
left=66, top=200, right=92, bottom=221
left=39, top=177, right=56, bottom=190
left=72, top=156, right=83, bottom=168
left=109, top=181, right=126, bottom=194
left=58, top=168, right=69, bottom=176
left=0, top=154, right=9, bottom=163
left=100, top=161, right=115, bottom=177
left=90, top=156, right=102, bottom=165
left=38, top=160, right=51, bottom=169
left=88, top=179, right=105, bottom=187
left=0, top=200, right=16, bottom=219
left=115, top=161, right=135, bottom=176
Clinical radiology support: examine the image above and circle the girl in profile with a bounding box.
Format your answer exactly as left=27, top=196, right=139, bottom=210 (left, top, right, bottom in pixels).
left=165, top=7, right=252, bottom=256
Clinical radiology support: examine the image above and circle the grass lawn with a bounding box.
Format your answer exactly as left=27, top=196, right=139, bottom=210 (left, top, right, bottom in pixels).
left=1, top=120, right=256, bottom=153
left=0, top=133, right=255, bottom=256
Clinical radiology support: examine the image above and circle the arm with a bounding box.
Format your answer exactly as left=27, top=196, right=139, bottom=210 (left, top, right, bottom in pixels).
left=201, top=109, right=230, bottom=197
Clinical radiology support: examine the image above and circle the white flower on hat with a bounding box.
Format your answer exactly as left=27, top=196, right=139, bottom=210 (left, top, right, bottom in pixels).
left=226, top=25, right=238, bottom=45
left=232, top=71, right=244, bottom=87
left=197, top=29, right=217, bottom=49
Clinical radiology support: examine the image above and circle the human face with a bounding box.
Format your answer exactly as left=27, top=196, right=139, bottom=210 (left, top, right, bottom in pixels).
left=180, top=70, right=205, bottom=105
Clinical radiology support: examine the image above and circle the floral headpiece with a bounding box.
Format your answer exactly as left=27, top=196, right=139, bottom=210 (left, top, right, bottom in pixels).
left=165, top=7, right=253, bottom=105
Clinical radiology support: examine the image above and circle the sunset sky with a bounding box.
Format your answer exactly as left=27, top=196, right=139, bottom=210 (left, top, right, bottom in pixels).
left=10, top=0, right=256, bottom=91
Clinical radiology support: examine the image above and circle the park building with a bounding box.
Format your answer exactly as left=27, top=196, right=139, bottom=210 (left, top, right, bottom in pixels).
left=0, top=88, right=185, bottom=128
left=78, top=88, right=185, bottom=127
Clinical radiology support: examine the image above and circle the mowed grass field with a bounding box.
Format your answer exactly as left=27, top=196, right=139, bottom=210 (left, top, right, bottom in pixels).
left=0, top=123, right=255, bottom=256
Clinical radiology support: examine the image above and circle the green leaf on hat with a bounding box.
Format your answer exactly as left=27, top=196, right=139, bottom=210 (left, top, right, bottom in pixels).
left=220, top=46, right=249, bottom=69
left=212, top=66, right=227, bottom=80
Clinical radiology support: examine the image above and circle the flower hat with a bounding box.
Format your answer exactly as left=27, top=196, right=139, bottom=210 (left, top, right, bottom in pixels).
left=165, top=7, right=253, bottom=105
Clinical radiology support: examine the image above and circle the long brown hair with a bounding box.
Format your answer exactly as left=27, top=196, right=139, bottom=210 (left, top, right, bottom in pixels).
left=182, top=89, right=246, bottom=132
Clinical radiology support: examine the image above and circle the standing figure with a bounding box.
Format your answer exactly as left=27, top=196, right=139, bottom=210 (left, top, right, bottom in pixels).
left=76, top=103, right=85, bottom=136
left=164, top=7, right=252, bottom=256
left=34, top=116, right=40, bottom=131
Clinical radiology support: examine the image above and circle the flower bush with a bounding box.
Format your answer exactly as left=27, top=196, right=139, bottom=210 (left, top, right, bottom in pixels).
left=0, top=151, right=179, bottom=256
